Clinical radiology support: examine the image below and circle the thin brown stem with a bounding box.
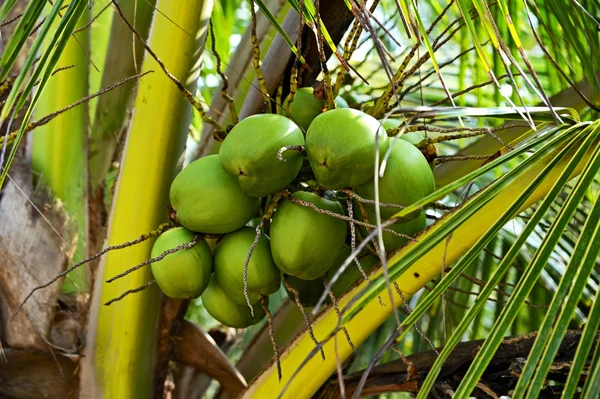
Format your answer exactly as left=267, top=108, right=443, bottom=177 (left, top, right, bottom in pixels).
left=285, top=277, right=325, bottom=360
left=322, top=275, right=355, bottom=351
left=261, top=296, right=282, bottom=381
left=209, top=18, right=238, bottom=124
left=284, top=193, right=415, bottom=241
left=104, top=280, right=157, bottom=306
left=105, top=234, right=201, bottom=283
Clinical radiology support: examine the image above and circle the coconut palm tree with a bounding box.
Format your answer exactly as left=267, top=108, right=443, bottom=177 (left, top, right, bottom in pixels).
left=0, top=0, right=599, bottom=398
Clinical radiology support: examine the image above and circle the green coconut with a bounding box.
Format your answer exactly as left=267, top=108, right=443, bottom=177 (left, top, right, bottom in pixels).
left=202, top=276, right=266, bottom=328
left=285, top=248, right=380, bottom=306
left=381, top=212, right=427, bottom=250
left=285, top=87, right=324, bottom=131
left=355, top=204, right=427, bottom=253
left=270, top=191, right=347, bottom=280
left=356, top=139, right=435, bottom=221
left=246, top=217, right=262, bottom=228
left=306, top=108, right=389, bottom=189
left=340, top=91, right=358, bottom=107
left=335, top=96, right=349, bottom=109
left=170, top=155, right=260, bottom=234
left=150, top=227, right=213, bottom=299
left=219, top=114, right=304, bottom=197
left=327, top=248, right=379, bottom=298
left=285, top=89, right=349, bottom=132
left=284, top=274, right=324, bottom=308
left=214, top=227, right=281, bottom=305
left=380, top=118, right=401, bottom=131
left=380, top=118, right=424, bottom=146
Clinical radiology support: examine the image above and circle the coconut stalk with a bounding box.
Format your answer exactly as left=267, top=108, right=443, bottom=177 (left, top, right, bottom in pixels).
left=30, top=8, right=90, bottom=294
left=81, top=1, right=214, bottom=397
left=88, top=0, right=156, bottom=191
left=88, top=0, right=114, bottom=127
left=242, top=127, right=598, bottom=398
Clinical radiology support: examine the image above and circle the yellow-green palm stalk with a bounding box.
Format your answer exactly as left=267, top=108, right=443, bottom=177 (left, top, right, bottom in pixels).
left=243, top=127, right=596, bottom=398
left=87, top=1, right=213, bottom=397
left=88, top=0, right=114, bottom=127
left=88, top=0, right=156, bottom=190
left=31, top=10, right=90, bottom=294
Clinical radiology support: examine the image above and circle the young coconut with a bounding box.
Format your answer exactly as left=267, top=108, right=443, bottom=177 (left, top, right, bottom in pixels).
left=202, top=276, right=266, bottom=328
left=306, top=108, right=389, bottom=189
left=356, top=139, right=435, bottom=221
left=334, top=96, right=349, bottom=109
left=214, top=227, right=280, bottom=305
left=380, top=118, right=424, bottom=146
left=355, top=204, right=427, bottom=253
left=285, top=88, right=349, bottom=131
left=270, top=191, right=347, bottom=280
left=170, top=155, right=260, bottom=234
left=285, top=87, right=324, bottom=131
left=381, top=118, right=436, bottom=170
left=285, top=248, right=379, bottom=306
left=340, top=91, right=358, bottom=108
left=150, top=227, right=212, bottom=299
left=219, top=114, right=305, bottom=198
left=327, top=248, right=379, bottom=298
left=284, top=274, right=323, bottom=308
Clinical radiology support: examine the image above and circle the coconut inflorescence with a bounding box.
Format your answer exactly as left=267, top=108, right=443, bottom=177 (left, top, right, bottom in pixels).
left=140, top=89, right=435, bottom=329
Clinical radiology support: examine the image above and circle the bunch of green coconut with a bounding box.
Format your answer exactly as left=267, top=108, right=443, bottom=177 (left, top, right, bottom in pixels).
left=149, top=87, right=436, bottom=329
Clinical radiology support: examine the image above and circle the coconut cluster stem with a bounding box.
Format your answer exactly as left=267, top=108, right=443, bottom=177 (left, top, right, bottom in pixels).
left=350, top=199, right=393, bottom=308
left=249, top=0, right=270, bottom=109
left=277, top=145, right=305, bottom=162
left=333, top=0, right=382, bottom=96
left=241, top=194, right=285, bottom=317
left=209, top=18, right=238, bottom=124
left=284, top=277, right=325, bottom=360
left=367, top=0, right=473, bottom=118
left=340, top=189, right=406, bottom=209
left=262, top=296, right=282, bottom=381
left=385, top=124, right=526, bottom=149
left=322, top=275, right=355, bottom=351
left=243, top=221, right=265, bottom=317
left=286, top=0, right=305, bottom=118
left=433, top=154, right=494, bottom=166
left=313, top=0, right=335, bottom=111
left=345, top=198, right=371, bottom=283
left=393, top=282, right=439, bottom=354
